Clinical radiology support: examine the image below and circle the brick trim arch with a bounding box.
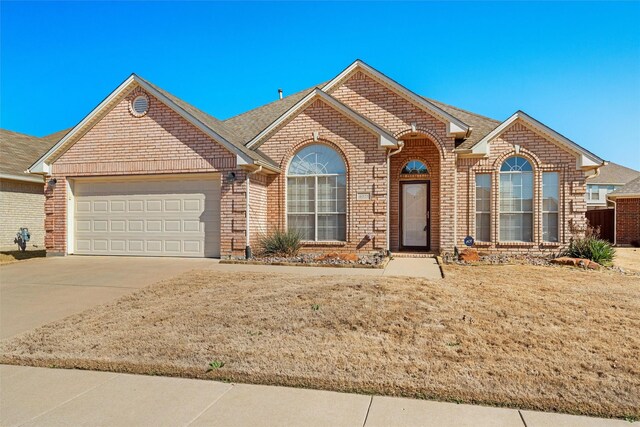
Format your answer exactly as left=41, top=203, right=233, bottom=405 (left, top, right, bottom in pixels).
left=394, top=128, right=446, bottom=159
left=395, top=157, right=434, bottom=181
left=493, top=148, right=542, bottom=171
left=281, top=138, right=352, bottom=243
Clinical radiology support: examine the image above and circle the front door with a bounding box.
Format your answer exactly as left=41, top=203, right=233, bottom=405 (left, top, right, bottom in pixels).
left=401, top=181, right=430, bottom=249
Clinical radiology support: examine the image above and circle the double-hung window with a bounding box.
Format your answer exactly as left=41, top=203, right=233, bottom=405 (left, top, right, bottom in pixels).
left=475, top=174, right=491, bottom=242
left=499, top=156, right=533, bottom=242
left=287, top=144, right=346, bottom=241
left=542, top=172, right=559, bottom=242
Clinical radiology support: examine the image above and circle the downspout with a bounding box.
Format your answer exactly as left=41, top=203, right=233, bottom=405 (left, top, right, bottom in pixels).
left=386, top=141, right=405, bottom=254
left=610, top=197, right=617, bottom=246
left=245, top=166, right=263, bottom=259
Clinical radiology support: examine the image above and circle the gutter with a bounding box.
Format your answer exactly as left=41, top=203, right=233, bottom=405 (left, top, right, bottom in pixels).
left=386, top=141, right=405, bottom=253
left=245, top=165, right=263, bottom=259
left=2, top=173, right=45, bottom=184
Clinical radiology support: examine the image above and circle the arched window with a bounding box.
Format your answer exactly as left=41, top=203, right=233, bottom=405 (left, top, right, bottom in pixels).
left=401, top=160, right=428, bottom=175
left=500, top=156, right=533, bottom=242
left=287, top=144, right=346, bottom=241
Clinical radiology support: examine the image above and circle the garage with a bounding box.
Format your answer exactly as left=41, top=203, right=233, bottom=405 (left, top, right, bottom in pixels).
left=71, top=175, right=220, bottom=258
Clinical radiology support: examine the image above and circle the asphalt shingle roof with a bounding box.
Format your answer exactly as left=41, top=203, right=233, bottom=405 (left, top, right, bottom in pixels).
left=609, top=175, right=640, bottom=197
left=223, top=85, right=320, bottom=145
left=137, top=76, right=279, bottom=168
left=588, top=162, right=639, bottom=185
left=0, top=129, right=57, bottom=178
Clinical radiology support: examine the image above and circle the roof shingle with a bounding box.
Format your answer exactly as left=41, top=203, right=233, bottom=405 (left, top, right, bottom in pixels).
left=0, top=129, right=57, bottom=178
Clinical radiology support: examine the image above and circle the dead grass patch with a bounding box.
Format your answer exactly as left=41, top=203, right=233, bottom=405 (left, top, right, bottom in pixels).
left=1, top=265, right=639, bottom=418
left=0, top=250, right=46, bottom=265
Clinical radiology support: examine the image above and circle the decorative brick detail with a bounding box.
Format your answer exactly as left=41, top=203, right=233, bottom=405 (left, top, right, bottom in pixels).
left=458, top=121, right=587, bottom=254
left=258, top=98, right=386, bottom=253
left=46, top=87, right=247, bottom=257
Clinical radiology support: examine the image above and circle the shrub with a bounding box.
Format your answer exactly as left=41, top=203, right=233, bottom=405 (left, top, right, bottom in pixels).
left=562, top=226, right=615, bottom=266
left=258, top=229, right=302, bottom=257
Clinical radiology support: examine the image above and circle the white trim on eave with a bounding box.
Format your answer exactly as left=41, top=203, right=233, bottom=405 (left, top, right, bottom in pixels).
left=469, top=110, right=604, bottom=170
left=245, top=88, right=398, bottom=150
left=28, top=74, right=260, bottom=175
left=322, top=60, right=470, bottom=138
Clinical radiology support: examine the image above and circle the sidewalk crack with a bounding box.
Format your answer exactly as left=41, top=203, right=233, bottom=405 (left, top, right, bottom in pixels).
left=362, top=395, right=374, bottom=427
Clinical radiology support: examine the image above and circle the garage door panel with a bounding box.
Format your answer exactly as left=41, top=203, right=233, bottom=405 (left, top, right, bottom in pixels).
left=73, top=176, right=220, bottom=257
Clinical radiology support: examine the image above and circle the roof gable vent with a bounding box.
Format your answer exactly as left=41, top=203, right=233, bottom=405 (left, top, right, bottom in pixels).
left=131, top=94, right=149, bottom=117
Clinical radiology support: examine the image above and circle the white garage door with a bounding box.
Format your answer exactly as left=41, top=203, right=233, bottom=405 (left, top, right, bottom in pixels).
left=73, top=175, right=220, bottom=258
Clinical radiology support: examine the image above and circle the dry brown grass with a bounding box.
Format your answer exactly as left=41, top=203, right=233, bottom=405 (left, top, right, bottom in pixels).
left=2, top=264, right=639, bottom=418
left=615, top=247, right=640, bottom=273
left=0, top=250, right=46, bottom=265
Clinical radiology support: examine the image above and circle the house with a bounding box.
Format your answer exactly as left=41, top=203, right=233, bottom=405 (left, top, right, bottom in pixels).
left=585, top=162, right=639, bottom=210
left=0, top=129, right=66, bottom=250
left=28, top=60, right=605, bottom=258
left=608, top=176, right=640, bottom=246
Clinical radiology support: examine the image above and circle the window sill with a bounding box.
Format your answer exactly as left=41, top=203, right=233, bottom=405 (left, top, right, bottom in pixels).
left=540, top=242, right=561, bottom=247
left=301, top=241, right=347, bottom=247
left=473, top=241, right=492, bottom=247
left=496, top=241, right=535, bottom=247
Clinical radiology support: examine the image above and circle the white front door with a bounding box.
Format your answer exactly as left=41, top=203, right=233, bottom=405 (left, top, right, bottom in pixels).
left=402, top=182, right=428, bottom=248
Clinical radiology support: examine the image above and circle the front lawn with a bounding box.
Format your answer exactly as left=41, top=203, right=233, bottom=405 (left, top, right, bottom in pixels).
left=0, top=250, right=46, bottom=265
left=1, top=265, right=638, bottom=418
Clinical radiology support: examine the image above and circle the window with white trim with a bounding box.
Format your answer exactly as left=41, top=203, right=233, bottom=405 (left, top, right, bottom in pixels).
left=475, top=174, right=491, bottom=242
left=287, top=144, right=346, bottom=241
left=499, top=156, right=533, bottom=242
left=542, top=172, right=559, bottom=242
left=401, top=160, right=428, bottom=175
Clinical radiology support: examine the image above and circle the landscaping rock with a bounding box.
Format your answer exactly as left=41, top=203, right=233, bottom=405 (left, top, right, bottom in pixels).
left=317, top=252, right=358, bottom=262
left=552, top=256, right=601, bottom=270
left=459, top=248, right=480, bottom=262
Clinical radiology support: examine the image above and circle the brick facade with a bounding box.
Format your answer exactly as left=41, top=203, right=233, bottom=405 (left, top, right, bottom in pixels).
left=453, top=122, right=588, bottom=254
left=43, top=71, right=595, bottom=258
left=0, top=179, right=45, bottom=250
left=45, top=87, right=247, bottom=257
left=615, top=198, right=640, bottom=245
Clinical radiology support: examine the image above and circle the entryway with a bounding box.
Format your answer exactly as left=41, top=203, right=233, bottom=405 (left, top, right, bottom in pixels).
left=400, top=181, right=430, bottom=250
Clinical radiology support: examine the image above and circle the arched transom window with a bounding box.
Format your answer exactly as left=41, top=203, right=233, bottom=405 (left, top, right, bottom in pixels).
left=401, top=160, right=428, bottom=175
left=287, top=144, right=346, bottom=241
left=499, top=156, right=533, bottom=242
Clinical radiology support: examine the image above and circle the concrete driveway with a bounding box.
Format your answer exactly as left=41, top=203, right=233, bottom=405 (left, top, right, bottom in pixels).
left=0, top=256, right=217, bottom=339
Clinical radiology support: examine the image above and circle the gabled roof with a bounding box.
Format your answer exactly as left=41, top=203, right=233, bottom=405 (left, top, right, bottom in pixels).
left=609, top=175, right=640, bottom=198
left=322, top=60, right=471, bottom=137
left=223, top=85, right=320, bottom=145
left=588, top=162, right=639, bottom=185
left=464, top=110, right=604, bottom=169
left=424, top=97, right=501, bottom=148
left=245, top=89, right=398, bottom=149
left=0, top=129, right=56, bottom=183
left=29, top=74, right=279, bottom=175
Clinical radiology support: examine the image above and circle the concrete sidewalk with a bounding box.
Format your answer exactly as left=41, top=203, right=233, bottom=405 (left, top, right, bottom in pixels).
left=0, top=365, right=630, bottom=427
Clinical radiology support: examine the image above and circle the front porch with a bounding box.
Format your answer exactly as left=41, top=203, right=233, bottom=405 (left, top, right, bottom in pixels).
left=389, top=135, right=445, bottom=253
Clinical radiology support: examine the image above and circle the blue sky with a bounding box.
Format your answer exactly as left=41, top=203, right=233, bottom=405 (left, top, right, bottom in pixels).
left=2, top=1, right=639, bottom=168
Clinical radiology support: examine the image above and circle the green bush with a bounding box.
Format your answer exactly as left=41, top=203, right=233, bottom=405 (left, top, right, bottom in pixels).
left=258, top=229, right=302, bottom=257
left=562, top=227, right=615, bottom=266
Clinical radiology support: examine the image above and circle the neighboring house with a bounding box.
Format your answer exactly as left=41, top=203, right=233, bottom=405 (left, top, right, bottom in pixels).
left=585, top=162, right=640, bottom=210
left=28, top=60, right=604, bottom=258
left=608, top=176, right=640, bottom=246
left=0, top=129, right=66, bottom=250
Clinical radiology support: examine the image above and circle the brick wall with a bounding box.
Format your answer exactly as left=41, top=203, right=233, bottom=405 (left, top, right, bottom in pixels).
left=616, top=198, right=640, bottom=245
left=0, top=179, right=45, bottom=250
left=455, top=121, right=587, bottom=254
left=248, top=173, right=269, bottom=248
left=329, top=71, right=458, bottom=252
left=258, top=98, right=387, bottom=253
left=389, top=138, right=441, bottom=252
left=46, top=86, right=247, bottom=257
